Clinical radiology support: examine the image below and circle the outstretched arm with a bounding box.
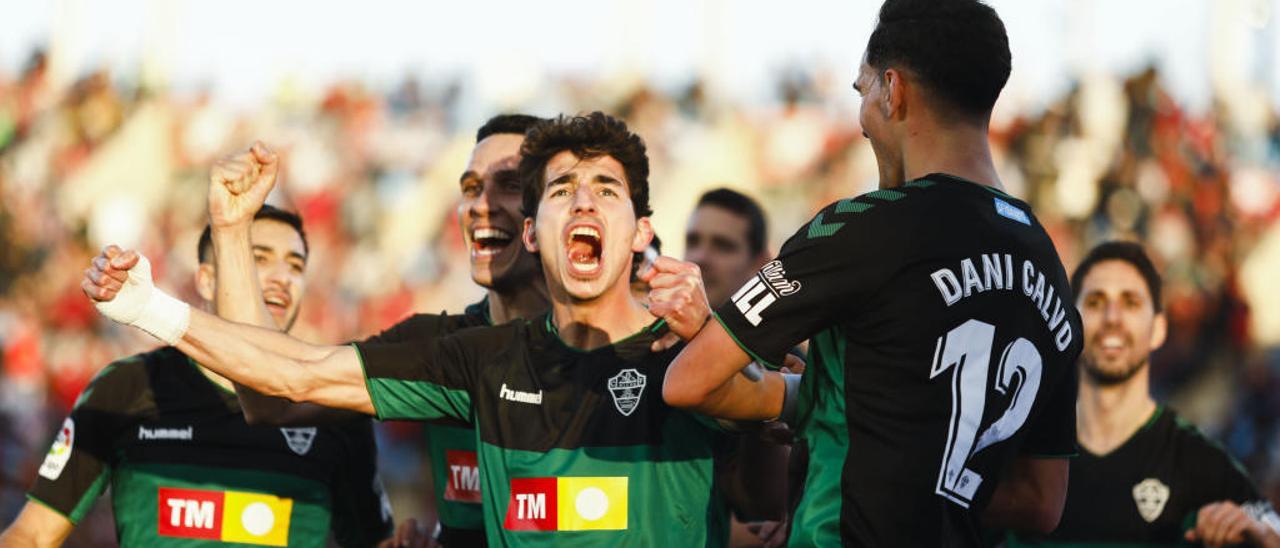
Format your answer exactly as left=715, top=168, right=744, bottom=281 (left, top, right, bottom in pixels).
left=82, top=247, right=374, bottom=415
left=0, top=502, right=75, bottom=548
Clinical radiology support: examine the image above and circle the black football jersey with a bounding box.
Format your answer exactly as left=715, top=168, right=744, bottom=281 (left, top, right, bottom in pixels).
left=1009, top=406, right=1280, bottom=546
left=715, top=173, right=1083, bottom=546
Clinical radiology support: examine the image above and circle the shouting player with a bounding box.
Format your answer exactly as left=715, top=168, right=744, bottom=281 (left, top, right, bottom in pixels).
left=1009, top=241, right=1280, bottom=547
left=661, top=0, right=1082, bottom=544
left=0, top=206, right=394, bottom=547
left=81, top=112, right=763, bottom=546
left=213, top=116, right=550, bottom=547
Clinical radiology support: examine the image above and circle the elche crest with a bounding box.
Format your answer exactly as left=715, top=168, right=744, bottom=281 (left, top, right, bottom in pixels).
left=606, top=369, right=647, bottom=417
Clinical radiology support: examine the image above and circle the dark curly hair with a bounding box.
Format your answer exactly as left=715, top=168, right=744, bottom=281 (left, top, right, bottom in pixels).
left=518, top=112, right=652, bottom=219
left=866, top=0, right=1010, bottom=122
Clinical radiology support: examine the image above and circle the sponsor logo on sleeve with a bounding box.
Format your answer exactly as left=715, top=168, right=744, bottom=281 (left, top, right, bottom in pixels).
left=38, top=418, right=75, bottom=480
left=504, top=477, right=627, bottom=532
left=157, top=487, right=292, bottom=546
left=607, top=369, right=646, bottom=417
left=994, top=197, right=1031, bottom=226
left=1132, top=478, right=1170, bottom=523
left=730, top=260, right=800, bottom=326
left=279, top=427, right=317, bottom=456
left=444, top=450, right=482, bottom=503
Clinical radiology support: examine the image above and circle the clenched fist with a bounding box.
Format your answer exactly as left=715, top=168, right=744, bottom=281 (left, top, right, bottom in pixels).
left=642, top=256, right=712, bottom=351
left=82, top=245, right=190, bottom=345
left=209, top=141, right=278, bottom=228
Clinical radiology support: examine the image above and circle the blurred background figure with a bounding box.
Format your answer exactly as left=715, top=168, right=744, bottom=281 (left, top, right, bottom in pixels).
left=1, top=0, right=1279, bottom=544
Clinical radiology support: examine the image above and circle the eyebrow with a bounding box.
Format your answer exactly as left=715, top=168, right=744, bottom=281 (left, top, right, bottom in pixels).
left=547, top=172, right=577, bottom=188
left=253, top=244, right=308, bottom=264
left=459, top=171, right=479, bottom=185
left=593, top=174, right=623, bottom=186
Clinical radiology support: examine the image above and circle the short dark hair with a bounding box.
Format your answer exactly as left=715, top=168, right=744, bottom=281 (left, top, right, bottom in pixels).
left=865, top=0, right=1011, bottom=121
left=476, top=114, right=546, bottom=143
left=696, top=188, right=768, bottom=256
left=1071, top=241, right=1163, bottom=313
left=197, top=204, right=308, bottom=264
left=518, top=112, right=652, bottom=219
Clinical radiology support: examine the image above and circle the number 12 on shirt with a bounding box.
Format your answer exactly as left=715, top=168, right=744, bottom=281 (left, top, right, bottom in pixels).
left=930, top=319, right=1043, bottom=507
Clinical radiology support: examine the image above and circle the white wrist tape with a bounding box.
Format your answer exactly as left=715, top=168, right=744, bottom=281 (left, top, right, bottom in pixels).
left=93, top=254, right=190, bottom=345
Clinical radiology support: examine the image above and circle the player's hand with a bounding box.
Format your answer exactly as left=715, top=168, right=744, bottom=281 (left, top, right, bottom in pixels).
left=747, top=519, right=788, bottom=548
left=377, top=517, right=434, bottom=548
left=209, top=141, right=278, bottom=229
left=81, top=245, right=138, bottom=303
left=642, top=256, right=711, bottom=351
left=1185, top=501, right=1267, bottom=547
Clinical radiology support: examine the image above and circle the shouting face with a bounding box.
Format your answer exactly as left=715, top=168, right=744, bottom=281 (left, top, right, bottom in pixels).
left=523, top=151, right=652, bottom=303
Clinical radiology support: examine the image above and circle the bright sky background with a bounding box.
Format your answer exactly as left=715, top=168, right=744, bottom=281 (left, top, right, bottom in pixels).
left=3, top=0, right=1278, bottom=112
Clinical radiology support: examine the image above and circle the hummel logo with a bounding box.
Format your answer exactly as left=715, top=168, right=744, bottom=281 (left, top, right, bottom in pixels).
left=138, top=426, right=194, bottom=441
left=500, top=384, right=543, bottom=405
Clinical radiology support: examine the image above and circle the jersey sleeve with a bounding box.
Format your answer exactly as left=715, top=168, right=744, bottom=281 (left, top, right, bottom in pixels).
left=353, top=325, right=510, bottom=422
left=714, top=193, right=908, bottom=367
left=1018, top=361, right=1078, bottom=458
left=359, top=311, right=484, bottom=346
left=328, top=417, right=395, bottom=547
left=28, top=356, right=148, bottom=523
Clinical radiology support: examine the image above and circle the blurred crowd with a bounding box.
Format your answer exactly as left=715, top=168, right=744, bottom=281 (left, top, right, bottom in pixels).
left=2, top=47, right=1280, bottom=544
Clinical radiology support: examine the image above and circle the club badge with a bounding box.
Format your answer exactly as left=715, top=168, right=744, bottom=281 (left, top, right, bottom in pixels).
left=280, top=427, right=317, bottom=456
left=607, top=369, right=647, bottom=417
left=1132, top=478, right=1170, bottom=523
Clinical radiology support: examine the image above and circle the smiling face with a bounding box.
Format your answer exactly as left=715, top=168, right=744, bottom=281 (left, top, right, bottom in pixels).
left=1076, top=260, right=1168, bottom=385
left=458, top=133, right=541, bottom=291
left=522, top=151, right=652, bottom=303
left=197, top=218, right=308, bottom=332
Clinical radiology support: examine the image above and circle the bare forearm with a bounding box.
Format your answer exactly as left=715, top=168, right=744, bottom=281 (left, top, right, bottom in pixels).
left=213, top=226, right=275, bottom=328
left=175, top=308, right=333, bottom=400
left=694, top=372, right=786, bottom=421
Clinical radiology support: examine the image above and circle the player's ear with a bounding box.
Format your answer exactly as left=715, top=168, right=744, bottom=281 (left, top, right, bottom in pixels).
left=522, top=217, right=538, bottom=253
left=1149, top=311, right=1168, bottom=351
left=883, top=68, right=906, bottom=120
left=631, top=217, right=654, bottom=253
left=195, top=263, right=216, bottom=302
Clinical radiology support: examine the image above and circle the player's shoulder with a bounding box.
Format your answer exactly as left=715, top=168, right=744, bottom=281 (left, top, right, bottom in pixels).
left=1159, top=408, right=1245, bottom=470
left=367, top=305, right=488, bottom=345
left=72, top=347, right=172, bottom=412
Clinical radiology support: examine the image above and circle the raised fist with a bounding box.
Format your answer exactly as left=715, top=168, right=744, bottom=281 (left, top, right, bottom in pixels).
left=209, top=141, right=278, bottom=228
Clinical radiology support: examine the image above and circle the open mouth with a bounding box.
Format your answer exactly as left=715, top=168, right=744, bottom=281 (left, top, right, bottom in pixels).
left=565, top=224, right=603, bottom=277
left=472, top=227, right=514, bottom=258
left=1094, top=332, right=1130, bottom=355
left=263, top=291, right=291, bottom=316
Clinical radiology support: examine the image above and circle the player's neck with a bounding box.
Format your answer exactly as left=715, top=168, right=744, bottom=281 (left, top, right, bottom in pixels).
left=897, top=120, right=1004, bottom=191
left=1076, top=366, right=1157, bottom=456
left=549, top=281, right=655, bottom=351
left=486, top=277, right=550, bottom=325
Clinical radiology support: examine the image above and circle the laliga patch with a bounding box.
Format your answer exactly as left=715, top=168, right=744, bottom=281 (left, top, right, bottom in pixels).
left=39, top=418, right=75, bottom=480
left=1132, top=478, right=1170, bottom=523
left=607, top=369, right=646, bottom=417
left=279, top=427, right=316, bottom=456
left=993, top=197, right=1031, bottom=226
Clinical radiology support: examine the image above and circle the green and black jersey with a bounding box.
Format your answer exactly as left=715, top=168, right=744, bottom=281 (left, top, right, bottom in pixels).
left=1009, top=405, right=1280, bottom=546
left=29, top=347, right=392, bottom=547
left=354, top=314, right=733, bottom=547
left=715, top=174, right=1083, bottom=546
left=360, top=300, right=490, bottom=546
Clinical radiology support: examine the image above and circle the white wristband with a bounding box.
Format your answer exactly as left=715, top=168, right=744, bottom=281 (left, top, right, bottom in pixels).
left=92, top=254, right=191, bottom=345
left=133, top=287, right=191, bottom=345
